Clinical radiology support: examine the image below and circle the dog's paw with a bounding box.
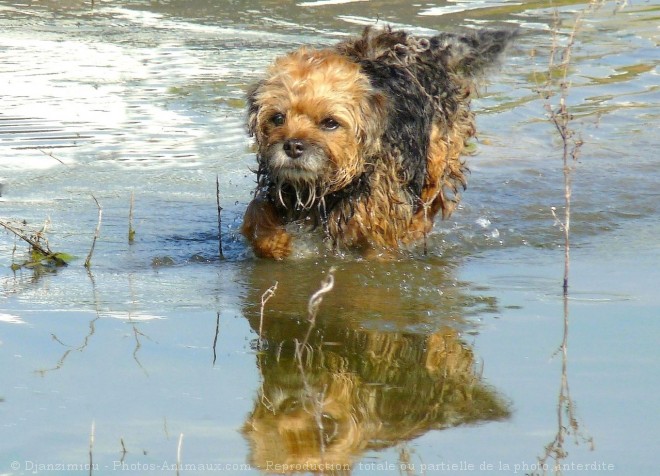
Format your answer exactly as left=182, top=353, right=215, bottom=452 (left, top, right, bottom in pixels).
left=252, top=231, right=292, bottom=260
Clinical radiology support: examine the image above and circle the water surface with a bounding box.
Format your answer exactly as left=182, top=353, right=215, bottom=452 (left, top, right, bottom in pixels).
left=1, top=0, right=658, bottom=475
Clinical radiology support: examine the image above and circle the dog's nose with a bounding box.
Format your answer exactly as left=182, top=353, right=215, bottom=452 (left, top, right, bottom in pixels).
left=283, top=139, right=305, bottom=159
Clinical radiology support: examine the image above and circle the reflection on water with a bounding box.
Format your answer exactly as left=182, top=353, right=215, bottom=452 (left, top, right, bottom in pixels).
left=245, top=327, right=508, bottom=472
left=240, top=259, right=499, bottom=332
left=241, top=264, right=509, bottom=472
left=533, top=297, right=593, bottom=476
left=32, top=271, right=158, bottom=376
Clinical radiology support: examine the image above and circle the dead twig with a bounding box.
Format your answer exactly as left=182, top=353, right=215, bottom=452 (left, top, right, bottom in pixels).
left=538, top=0, right=604, bottom=295
left=85, top=195, right=102, bottom=269
left=0, top=219, right=51, bottom=257
left=38, top=148, right=66, bottom=165
left=216, top=175, right=224, bottom=259
left=531, top=2, right=604, bottom=474
left=301, top=267, right=336, bottom=349
left=128, top=192, right=135, bottom=244
left=257, top=282, right=278, bottom=349
left=1, top=218, right=71, bottom=267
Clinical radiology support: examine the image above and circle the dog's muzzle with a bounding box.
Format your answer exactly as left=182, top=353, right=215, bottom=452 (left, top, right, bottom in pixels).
left=266, top=139, right=327, bottom=183
left=283, top=139, right=305, bottom=159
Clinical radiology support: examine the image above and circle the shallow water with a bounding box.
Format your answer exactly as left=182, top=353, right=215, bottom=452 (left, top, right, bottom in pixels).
left=1, top=0, right=658, bottom=475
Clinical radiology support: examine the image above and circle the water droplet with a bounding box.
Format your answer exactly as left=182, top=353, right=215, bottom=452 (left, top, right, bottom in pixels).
left=476, top=217, right=491, bottom=228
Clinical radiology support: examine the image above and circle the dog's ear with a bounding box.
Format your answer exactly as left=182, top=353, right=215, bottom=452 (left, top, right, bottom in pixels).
left=358, top=90, right=388, bottom=153
left=246, top=81, right=263, bottom=138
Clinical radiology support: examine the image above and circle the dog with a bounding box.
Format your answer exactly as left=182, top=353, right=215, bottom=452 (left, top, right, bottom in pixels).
left=242, top=26, right=516, bottom=259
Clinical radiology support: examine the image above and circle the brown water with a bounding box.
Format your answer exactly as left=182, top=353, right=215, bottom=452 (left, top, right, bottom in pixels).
left=1, top=0, right=658, bottom=475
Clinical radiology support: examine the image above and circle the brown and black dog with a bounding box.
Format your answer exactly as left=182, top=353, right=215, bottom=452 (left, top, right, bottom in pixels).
left=242, top=27, right=516, bottom=259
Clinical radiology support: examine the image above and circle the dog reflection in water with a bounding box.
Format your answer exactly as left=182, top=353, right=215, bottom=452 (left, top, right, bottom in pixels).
left=242, top=326, right=509, bottom=472
left=242, top=26, right=517, bottom=259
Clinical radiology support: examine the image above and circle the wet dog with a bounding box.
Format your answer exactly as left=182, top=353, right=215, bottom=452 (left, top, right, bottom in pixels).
left=242, top=27, right=516, bottom=259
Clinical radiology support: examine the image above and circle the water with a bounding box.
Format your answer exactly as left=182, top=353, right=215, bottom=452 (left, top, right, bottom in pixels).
left=1, top=0, right=658, bottom=474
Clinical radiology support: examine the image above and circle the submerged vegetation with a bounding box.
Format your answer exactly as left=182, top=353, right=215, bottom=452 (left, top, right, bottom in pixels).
left=1, top=196, right=103, bottom=271
left=1, top=218, right=74, bottom=269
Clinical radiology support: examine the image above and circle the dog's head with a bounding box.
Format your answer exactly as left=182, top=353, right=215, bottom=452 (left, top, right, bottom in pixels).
left=247, top=49, right=386, bottom=208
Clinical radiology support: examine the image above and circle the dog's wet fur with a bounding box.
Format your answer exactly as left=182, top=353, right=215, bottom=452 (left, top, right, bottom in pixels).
left=242, top=26, right=517, bottom=259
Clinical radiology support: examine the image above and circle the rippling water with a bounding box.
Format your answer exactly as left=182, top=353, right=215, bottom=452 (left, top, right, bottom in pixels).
left=1, top=1, right=658, bottom=475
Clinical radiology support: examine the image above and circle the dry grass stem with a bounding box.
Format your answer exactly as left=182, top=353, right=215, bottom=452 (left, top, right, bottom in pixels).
left=128, top=192, right=135, bottom=244
left=85, top=195, right=103, bottom=269
left=0, top=219, right=51, bottom=257
left=301, top=267, right=336, bottom=349
left=539, top=0, right=604, bottom=295
left=531, top=2, right=604, bottom=473
left=2, top=218, right=73, bottom=268
left=257, top=281, right=278, bottom=348
left=216, top=175, right=224, bottom=259
left=38, top=148, right=66, bottom=165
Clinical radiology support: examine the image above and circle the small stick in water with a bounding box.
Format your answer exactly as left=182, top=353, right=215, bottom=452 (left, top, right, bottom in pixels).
left=301, top=267, right=336, bottom=349
left=85, top=195, right=102, bottom=269
left=216, top=175, right=224, bottom=259
left=258, top=282, right=278, bottom=349
left=128, top=192, right=135, bottom=244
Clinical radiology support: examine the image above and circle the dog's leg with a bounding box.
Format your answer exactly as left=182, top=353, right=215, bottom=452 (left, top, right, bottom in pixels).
left=406, top=124, right=467, bottom=242
left=242, top=197, right=292, bottom=259
left=329, top=193, right=406, bottom=258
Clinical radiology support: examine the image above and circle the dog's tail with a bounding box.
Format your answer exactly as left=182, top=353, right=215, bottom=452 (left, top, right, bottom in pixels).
left=338, top=26, right=518, bottom=77
left=431, top=29, right=519, bottom=77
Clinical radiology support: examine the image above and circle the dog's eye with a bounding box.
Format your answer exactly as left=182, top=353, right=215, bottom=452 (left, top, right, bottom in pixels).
left=271, top=113, right=285, bottom=126
left=320, top=117, right=340, bottom=131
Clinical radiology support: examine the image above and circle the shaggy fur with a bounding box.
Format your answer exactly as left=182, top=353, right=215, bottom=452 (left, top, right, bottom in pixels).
left=242, top=26, right=517, bottom=259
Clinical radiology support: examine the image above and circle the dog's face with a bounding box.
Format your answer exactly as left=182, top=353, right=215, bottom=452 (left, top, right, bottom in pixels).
left=248, top=49, right=385, bottom=207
